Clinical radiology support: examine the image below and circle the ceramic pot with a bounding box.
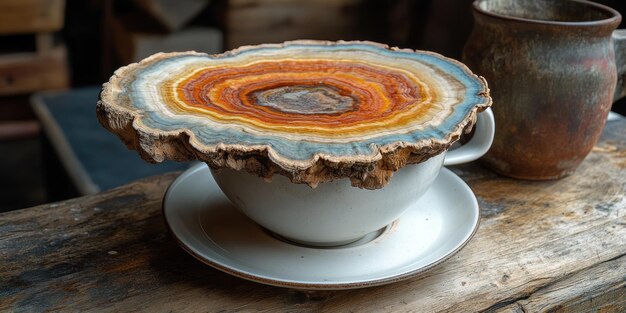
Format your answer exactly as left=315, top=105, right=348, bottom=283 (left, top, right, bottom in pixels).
left=211, top=108, right=495, bottom=247
left=463, top=0, right=626, bottom=180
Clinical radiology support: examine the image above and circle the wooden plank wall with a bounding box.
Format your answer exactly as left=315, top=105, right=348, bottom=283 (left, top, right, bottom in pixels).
left=223, top=0, right=363, bottom=49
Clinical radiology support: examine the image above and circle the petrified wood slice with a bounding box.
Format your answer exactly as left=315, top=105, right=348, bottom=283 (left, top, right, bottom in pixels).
left=97, top=40, right=491, bottom=189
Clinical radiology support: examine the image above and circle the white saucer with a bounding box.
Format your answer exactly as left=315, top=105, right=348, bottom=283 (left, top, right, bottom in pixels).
left=163, top=163, right=480, bottom=290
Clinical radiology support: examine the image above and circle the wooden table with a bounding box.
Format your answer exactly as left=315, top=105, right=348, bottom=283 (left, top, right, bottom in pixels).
left=2, top=117, right=625, bottom=312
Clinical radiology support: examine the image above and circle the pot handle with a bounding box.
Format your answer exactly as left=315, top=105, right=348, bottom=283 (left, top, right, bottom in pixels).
left=613, top=29, right=626, bottom=102
left=444, top=108, right=495, bottom=166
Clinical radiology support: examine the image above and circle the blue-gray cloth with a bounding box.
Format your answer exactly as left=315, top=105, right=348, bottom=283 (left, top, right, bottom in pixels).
left=38, top=87, right=190, bottom=192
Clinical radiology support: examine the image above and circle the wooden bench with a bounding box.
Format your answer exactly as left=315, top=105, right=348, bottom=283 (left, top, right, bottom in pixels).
left=0, top=0, right=69, bottom=140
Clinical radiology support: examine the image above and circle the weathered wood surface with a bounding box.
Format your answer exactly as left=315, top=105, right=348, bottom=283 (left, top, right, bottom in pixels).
left=133, top=0, right=209, bottom=32
left=1, top=118, right=625, bottom=312
left=0, top=46, right=69, bottom=96
left=223, top=0, right=362, bottom=49
left=111, top=15, right=222, bottom=64
left=0, top=0, right=65, bottom=35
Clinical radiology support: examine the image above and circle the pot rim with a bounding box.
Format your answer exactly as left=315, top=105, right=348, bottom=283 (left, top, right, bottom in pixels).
left=472, top=0, right=622, bottom=29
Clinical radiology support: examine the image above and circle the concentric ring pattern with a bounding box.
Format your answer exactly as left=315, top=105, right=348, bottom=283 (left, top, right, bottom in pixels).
left=98, top=40, right=491, bottom=189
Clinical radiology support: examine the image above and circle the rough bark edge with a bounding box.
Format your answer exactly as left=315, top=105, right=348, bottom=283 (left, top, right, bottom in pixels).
left=97, top=40, right=492, bottom=189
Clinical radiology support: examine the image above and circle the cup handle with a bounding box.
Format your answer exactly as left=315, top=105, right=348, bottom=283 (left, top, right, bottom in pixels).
left=612, top=29, right=626, bottom=102
left=443, top=107, right=495, bottom=166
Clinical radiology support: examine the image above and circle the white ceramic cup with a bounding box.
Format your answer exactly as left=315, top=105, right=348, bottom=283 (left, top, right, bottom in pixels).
left=211, top=108, right=495, bottom=246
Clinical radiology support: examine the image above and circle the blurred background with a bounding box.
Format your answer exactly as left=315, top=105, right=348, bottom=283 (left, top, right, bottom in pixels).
left=1, top=0, right=625, bottom=212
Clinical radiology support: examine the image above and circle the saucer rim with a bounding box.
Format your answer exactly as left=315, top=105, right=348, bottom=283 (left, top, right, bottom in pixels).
left=162, top=164, right=481, bottom=290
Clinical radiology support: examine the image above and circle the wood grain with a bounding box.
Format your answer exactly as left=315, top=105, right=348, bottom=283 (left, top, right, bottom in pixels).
left=132, top=0, right=209, bottom=32
left=110, top=14, right=222, bottom=64
left=223, top=0, right=361, bottom=49
left=1, top=118, right=625, bottom=312
left=0, top=0, right=65, bottom=34
left=0, top=47, right=69, bottom=96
